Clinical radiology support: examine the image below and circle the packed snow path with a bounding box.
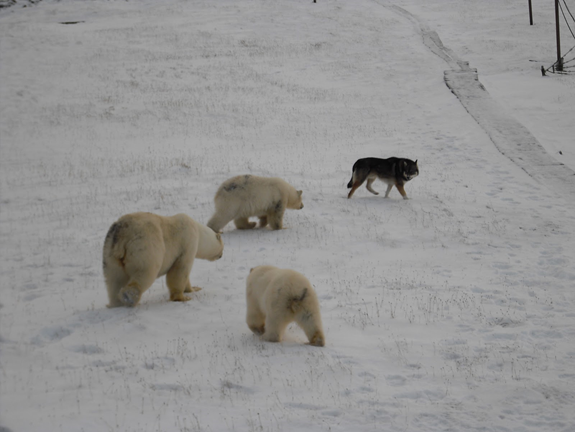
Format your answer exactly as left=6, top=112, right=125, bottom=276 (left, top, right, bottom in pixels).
left=390, top=3, right=575, bottom=201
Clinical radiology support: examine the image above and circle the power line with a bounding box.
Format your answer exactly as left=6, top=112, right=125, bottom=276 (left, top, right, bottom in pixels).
left=561, top=0, right=575, bottom=22
left=559, top=1, right=575, bottom=40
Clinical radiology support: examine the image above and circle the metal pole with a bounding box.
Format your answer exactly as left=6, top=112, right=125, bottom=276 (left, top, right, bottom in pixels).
left=528, top=0, right=533, bottom=25
left=555, top=0, right=563, bottom=71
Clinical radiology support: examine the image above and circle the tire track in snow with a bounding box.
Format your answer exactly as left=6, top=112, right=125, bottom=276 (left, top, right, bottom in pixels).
left=386, top=4, right=575, bottom=201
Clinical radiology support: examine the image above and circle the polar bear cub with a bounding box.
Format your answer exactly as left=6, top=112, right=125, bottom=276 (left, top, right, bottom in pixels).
left=103, top=212, right=224, bottom=308
left=207, top=174, right=304, bottom=232
left=246, top=265, right=325, bottom=347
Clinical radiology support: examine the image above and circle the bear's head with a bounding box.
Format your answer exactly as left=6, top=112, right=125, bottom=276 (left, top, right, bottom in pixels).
left=287, top=190, right=304, bottom=210
left=199, top=226, right=224, bottom=261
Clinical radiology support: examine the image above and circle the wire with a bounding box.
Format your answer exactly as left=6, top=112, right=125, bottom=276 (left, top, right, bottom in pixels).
left=561, top=44, right=575, bottom=58
left=561, top=0, right=575, bottom=23
left=543, top=45, right=575, bottom=74
left=559, top=1, right=575, bottom=40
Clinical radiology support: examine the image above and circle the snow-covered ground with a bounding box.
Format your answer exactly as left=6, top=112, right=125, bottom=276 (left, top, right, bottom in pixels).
left=1, top=1, right=574, bottom=431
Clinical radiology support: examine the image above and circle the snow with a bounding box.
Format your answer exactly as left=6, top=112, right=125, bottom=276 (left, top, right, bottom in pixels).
left=1, top=0, right=574, bottom=431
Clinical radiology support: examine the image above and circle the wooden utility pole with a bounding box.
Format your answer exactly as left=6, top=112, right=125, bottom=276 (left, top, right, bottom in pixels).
left=555, top=0, right=564, bottom=71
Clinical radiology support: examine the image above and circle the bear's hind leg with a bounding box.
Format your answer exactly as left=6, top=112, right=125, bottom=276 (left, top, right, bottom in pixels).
left=246, top=306, right=266, bottom=335
left=104, top=260, right=129, bottom=308
left=262, top=314, right=290, bottom=343
left=307, top=331, right=325, bottom=347
left=107, top=285, right=125, bottom=308
left=119, top=282, right=145, bottom=307
left=119, top=269, right=158, bottom=307
left=258, top=215, right=268, bottom=228
left=119, top=254, right=161, bottom=307
left=296, top=311, right=325, bottom=347
left=234, top=217, right=256, bottom=230
left=119, top=266, right=159, bottom=306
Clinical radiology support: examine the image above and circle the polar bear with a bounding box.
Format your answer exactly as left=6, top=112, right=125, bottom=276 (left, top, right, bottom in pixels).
left=206, top=175, right=304, bottom=232
left=103, top=212, right=224, bottom=308
left=246, top=265, right=325, bottom=347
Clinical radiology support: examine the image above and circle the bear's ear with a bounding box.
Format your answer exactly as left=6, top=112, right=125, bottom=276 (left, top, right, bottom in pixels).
left=297, top=190, right=303, bottom=197
left=249, top=267, right=254, bottom=273
left=216, top=233, right=222, bottom=241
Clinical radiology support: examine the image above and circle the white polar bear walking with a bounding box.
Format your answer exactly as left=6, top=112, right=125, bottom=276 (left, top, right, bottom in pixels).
left=207, top=174, right=304, bottom=232
left=246, top=265, right=325, bottom=347
left=103, top=212, right=224, bottom=308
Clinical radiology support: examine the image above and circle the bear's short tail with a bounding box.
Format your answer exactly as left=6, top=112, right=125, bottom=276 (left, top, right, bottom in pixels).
left=288, top=288, right=308, bottom=313
left=103, top=221, right=128, bottom=267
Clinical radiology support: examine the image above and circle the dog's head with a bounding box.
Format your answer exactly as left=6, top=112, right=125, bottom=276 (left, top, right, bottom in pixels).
left=402, top=159, right=419, bottom=181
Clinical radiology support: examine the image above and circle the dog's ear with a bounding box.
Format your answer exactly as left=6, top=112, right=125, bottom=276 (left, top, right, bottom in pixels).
left=298, top=190, right=303, bottom=197
left=401, top=160, right=407, bottom=169
left=415, top=159, right=418, bottom=165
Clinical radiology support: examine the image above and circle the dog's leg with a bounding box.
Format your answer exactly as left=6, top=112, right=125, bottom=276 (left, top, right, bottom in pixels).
left=347, top=181, right=363, bottom=199
left=396, top=184, right=409, bottom=199
left=348, top=169, right=369, bottom=199
left=384, top=184, right=394, bottom=198
left=366, top=177, right=379, bottom=195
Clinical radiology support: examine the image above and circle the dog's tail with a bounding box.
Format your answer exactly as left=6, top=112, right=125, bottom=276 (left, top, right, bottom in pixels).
left=347, top=159, right=364, bottom=188
left=347, top=164, right=357, bottom=188
left=288, top=288, right=308, bottom=313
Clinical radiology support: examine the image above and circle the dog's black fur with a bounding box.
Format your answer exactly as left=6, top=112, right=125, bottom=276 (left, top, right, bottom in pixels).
left=347, top=157, right=419, bottom=199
